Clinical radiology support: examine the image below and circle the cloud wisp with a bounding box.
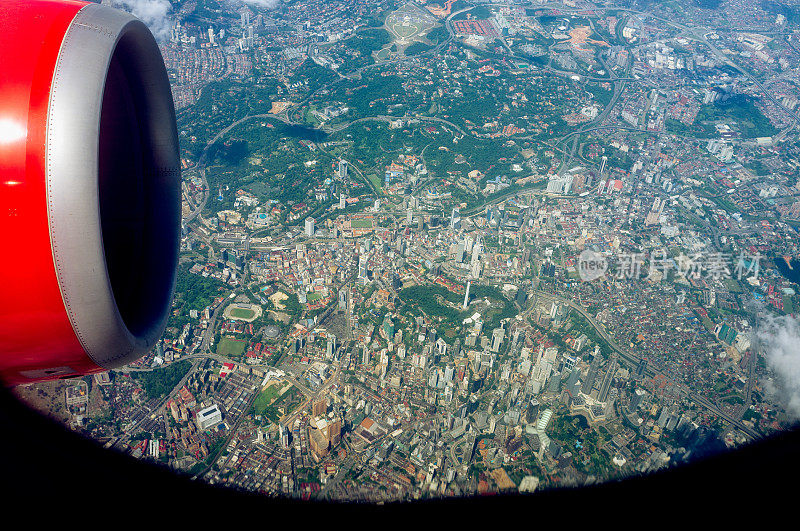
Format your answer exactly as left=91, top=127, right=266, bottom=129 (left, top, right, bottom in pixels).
left=240, top=0, right=281, bottom=8
left=755, top=311, right=800, bottom=419
left=111, top=0, right=173, bottom=42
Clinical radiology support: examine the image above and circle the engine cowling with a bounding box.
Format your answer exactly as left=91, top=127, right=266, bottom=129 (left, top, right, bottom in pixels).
left=0, top=0, right=180, bottom=384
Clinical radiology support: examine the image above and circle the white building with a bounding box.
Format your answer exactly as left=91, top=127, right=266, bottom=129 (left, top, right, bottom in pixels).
left=196, top=404, right=223, bottom=431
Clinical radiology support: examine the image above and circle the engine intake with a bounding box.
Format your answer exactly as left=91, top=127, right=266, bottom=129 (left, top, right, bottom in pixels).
left=0, top=0, right=180, bottom=384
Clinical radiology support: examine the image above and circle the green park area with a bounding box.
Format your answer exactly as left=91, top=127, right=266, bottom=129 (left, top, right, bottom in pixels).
left=252, top=383, right=299, bottom=423
left=667, top=96, right=778, bottom=139
left=131, top=360, right=192, bottom=400
left=400, top=282, right=515, bottom=337
left=367, top=174, right=384, bottom=194
left=217, top=336, right=248, bottom=357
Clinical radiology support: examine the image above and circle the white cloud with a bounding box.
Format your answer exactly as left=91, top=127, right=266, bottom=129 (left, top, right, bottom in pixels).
left=111, top=0, right=173, bottom=42
left=756, top=312, right=800, bottom=419
left=240, top=0, right=280, bottom=8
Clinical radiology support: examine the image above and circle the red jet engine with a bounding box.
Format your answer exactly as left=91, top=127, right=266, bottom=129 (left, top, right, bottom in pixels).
left=0, top=0, right=181, bottom=385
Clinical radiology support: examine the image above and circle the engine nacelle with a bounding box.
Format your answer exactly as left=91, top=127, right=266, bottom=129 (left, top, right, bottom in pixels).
left=0, top=0, right=180, bottom=384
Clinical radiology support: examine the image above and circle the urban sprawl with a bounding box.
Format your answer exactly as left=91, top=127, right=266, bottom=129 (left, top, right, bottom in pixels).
left=16, top=0, right=800, bottom=502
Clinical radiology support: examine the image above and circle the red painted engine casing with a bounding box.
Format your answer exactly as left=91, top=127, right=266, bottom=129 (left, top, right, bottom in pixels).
left=0, top=0, right=181, bottom=385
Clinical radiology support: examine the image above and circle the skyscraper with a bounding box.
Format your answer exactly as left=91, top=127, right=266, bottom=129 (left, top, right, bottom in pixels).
left=565, top=368, right=581, bottom=397
left=491, top=327, right=505, bottom=353
left=326, top=335, right=336, bottom=359
left=582, top=353, right=601, bottom=395
left=598, top=353, right=618, bottom=402
left=635, top=358, right=647, bottom=380
left=358, top=255, right=368, bottom=280
left=328, top=418, right=342, bottom=445
left=455, top=240, right=465, bottom=262
left=312, top=399, right=327, bottom=417
left=279, top=425, right=290, bottom=449
left=629, top=388, right=646, bottom=411
left=450, top=207, right=459, bottom=229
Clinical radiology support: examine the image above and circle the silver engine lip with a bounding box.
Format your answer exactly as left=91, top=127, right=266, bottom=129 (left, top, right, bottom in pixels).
left=46, top=3, right=180, bottom=368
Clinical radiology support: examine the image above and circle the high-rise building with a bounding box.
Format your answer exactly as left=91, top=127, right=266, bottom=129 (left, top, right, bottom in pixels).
left=565, top=368, right=581, bottom=396
left=358, top=255, right=368, bottom=279
left=629, top=388, right=646, bottom=411
left=149, top=439, right=160, bottom=459
left=635, top=358, right=647, bottom=380
left=491, top=327, right=505, bottom=353
left=527, top=399, right=541, bottom=423
left=304, top=217, right=315, bottom=237
left=279, top=425, right=290, bottom=449
left=455, top=241, right=465, bottom=263
left=582, top=354, right=601, bottom=395
left=547, top=371, right=562, bottom=393
left=465, top=434, right=478, bottom=463
left=657, top=407, right=670, bottom=428
left=598, top=353, right=618, bottom=402
left=328, top=418, right=342, bottom=445
left=326, top=335, right=336, bottom=359
left=471, top=259, right=482, bottom=278
left=573, top=334, right=587, bottom=352
left=338, top=159, right=348, bottom=179
left=450, top=207, right=460, bottom=229
left=463, top=281, right=471, bottom=310
left=312, top=399, right=327, bottom=417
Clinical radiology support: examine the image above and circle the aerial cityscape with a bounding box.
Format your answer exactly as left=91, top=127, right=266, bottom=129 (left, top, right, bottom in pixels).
left=14, top=0, right=800, bottom=502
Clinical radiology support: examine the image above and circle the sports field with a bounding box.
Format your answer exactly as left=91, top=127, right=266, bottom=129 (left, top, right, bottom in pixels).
left=223, top=302, right=262, bottom=322
left=230, top=307, right=256, bottom=319
left=307, top=292, right=323, bottom=303
left=217, top=336, right=247, bottom=357
left=351, top=218, right=373, bottom=229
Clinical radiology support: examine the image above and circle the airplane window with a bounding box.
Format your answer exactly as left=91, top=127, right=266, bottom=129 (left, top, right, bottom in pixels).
left=6, top=0, right=800, bottom=505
